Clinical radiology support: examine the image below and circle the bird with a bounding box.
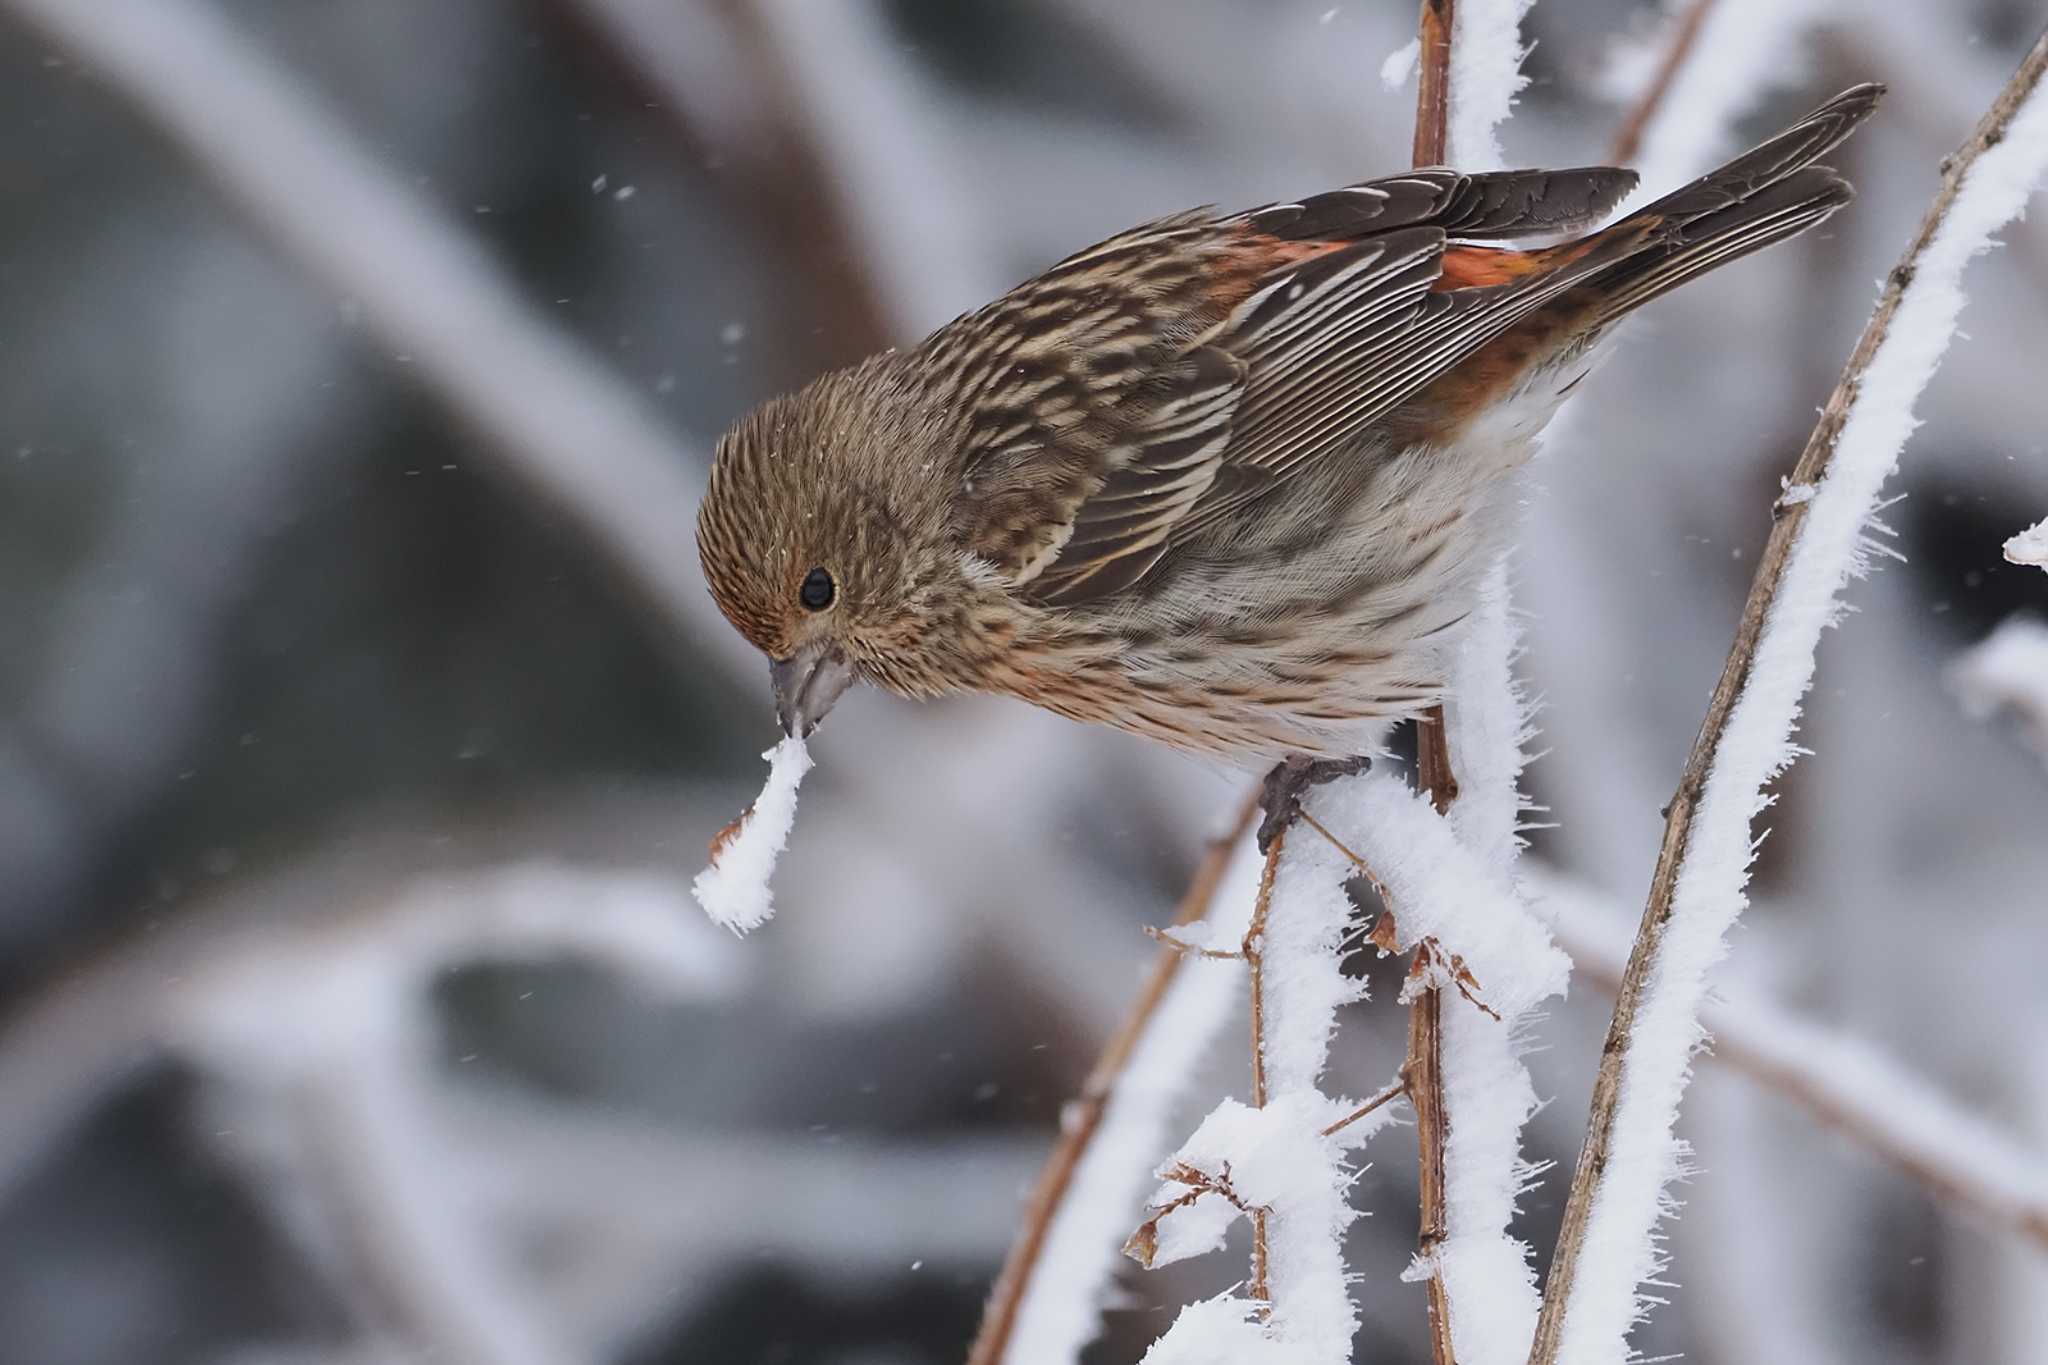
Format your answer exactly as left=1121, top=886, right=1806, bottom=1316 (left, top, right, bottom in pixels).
left=696, top=85, right=1883, bottom=840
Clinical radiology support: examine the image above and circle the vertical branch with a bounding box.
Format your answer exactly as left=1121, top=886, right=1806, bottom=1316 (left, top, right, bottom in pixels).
left=1413, top=0, right=1457, bottom=166
left=1243, top=828, right=1285, bottom=1308
left=1408, top=976, right=1455, bottom=1360
left=1410, top=7, right=1459, bottom=1360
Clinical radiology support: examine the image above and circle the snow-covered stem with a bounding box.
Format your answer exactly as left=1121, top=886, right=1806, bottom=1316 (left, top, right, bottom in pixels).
left=966, top=795, right=1261, bottom=1365
left=692, top=737, right=814, bottom=934
left=1531, top=30, right=2048, bottom=1365
left=1411, top=3, right=1556, bottom=1362
left=1529, top=868, right=2048, bottom=1250
left=1445, top=0, right=1535, bottom=169
left=1432, top=571, right=1557, bottom=1365
left=1251, top=822, right=1379, bottom=1356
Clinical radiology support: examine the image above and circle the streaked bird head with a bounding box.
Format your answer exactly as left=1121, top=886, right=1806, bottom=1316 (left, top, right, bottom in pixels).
left=696, top=359, right=985, bottom=737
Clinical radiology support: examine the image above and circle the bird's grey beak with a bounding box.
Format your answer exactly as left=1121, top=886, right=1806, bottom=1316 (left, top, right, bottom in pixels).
left=770, top=642, right=855, bottom=738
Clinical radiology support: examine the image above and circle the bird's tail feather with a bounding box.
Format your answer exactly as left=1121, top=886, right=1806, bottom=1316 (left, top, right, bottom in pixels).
left=1579, top=82, right=1884, bottom=324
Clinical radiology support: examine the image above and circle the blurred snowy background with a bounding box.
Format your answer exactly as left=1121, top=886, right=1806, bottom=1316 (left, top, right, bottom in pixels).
left=2, top=1, right=2045, bottom=1362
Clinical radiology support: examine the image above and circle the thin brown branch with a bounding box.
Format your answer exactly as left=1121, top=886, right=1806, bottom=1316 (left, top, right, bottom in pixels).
left=1415, top=704, right=1462, bottom=811
left=1410, top=3, right=1459, bottom=1350
left=1410, top=984, right=1454, bottom=1357
left=1529, top=31, right=2048, bottom=1365
left=1322, top=1077, right=1411, bottom=1138
left=964, top=790, right=1259, bottom=1365
left=1606, top=0, right=1720, bottom=165
left=1243, top=826, right=1286, bottom=1309
left=1413, top=0, right=1457, bottom=166
left=1145, top=924, right=1244, bottom=960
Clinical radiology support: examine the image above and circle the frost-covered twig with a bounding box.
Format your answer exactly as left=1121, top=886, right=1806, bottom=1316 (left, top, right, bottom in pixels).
left=1444, top=1, right=1534, bottom=171
left=1404, top=6, right=1563, bottom=1363
left=692, top=737, right=813, bottom=934
left=1531, top=32, right=2048, bottom=1365
left=965, top=796, right=1261, bottom=1365
left=1219, top=816, right=1372, bottom=1356
left=1529, top=866, right=2048, bottom=1249
left=1, top=0, right=755, bottom=686
left=1429, top=579, right=1563, bottom=1365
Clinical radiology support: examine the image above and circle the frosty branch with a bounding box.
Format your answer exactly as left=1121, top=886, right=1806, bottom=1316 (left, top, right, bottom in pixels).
left=963, top=796, right=1259, bottom=1365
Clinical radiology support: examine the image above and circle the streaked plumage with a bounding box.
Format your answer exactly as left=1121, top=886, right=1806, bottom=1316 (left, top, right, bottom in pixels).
left=696, top=85, right=1883, bottom=764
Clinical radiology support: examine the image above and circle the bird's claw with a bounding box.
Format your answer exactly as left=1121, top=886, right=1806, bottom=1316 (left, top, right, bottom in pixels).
left=1257, top=753, right=1370, bottom=854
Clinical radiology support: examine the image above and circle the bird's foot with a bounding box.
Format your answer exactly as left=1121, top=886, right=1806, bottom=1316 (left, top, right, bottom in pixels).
left=1257, top=753, right=1370, bottom=854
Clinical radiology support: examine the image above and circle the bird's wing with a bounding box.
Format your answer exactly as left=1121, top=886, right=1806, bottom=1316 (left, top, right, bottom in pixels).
left=936, top=167, right=1641, bottom=603
left=931, top=209, right=1244, bottom=588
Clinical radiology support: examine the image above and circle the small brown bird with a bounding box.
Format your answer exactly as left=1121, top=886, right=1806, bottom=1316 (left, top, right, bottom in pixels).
left=697, top=86, right=1881, bottom=807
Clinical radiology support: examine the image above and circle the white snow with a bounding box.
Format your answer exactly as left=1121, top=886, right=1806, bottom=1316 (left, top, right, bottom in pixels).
left=692, top=736, right=812, bottom=934
left=1304, top=776, right=1569, bottom=1022
left=1254, top=834, right=1375, bottom=1361
left=2004, top=514, right=2048, bottom=569
left=1137, top=1092, right=1396, bottom=1361
left=1003, top=834, right=1268, bottom=1362
left=1446, top=0, right=1534, bottom=168
left=1136, top=1189, right=1240, bottom=1269
left=1285, top=770, right=1570, bottom=1365
left=1380, top=38, right=1420, bottom=91
left=1429, top=566, right=1556, bottom=1365
left=1262, top=830, right=1372, bottom=1098
left=1550, top=73, right=2048, bottom=1365
left=1949, top=616, right=2048, bottom=760
left=1139, top=1295, right=1288, bottom=1365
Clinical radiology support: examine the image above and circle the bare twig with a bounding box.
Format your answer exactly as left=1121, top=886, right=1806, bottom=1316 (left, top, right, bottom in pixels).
left=1413, top=0, right=1457, bottom=167
left=1607, top=0, right=1721, bottom=165
left=964, top=792, right=1259, bottom=1365
left=1322, top=1077, right=1412, bottom=1138
left=1243, top=826, right=1286, bottom=1309
left=1530, top=31, right=2048, bottom=1364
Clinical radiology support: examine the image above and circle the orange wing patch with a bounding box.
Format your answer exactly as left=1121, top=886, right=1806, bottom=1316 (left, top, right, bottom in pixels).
left=1434, top=245, right=1550, bottom=291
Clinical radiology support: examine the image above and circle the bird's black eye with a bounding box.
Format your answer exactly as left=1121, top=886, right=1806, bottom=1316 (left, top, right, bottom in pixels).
left=799, top=567, right=836, bottom=611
